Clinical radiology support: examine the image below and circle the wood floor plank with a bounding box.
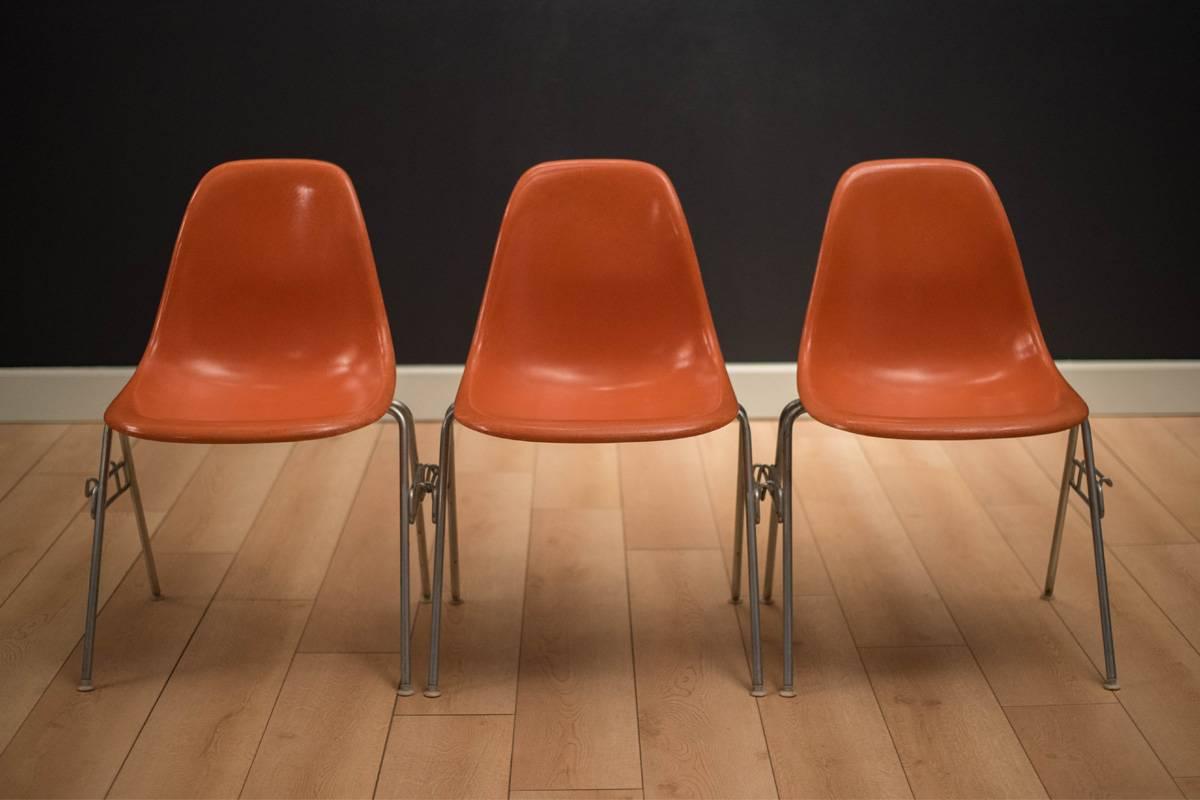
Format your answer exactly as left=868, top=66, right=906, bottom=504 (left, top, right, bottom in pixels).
left=455, top=424, right=538, bottom=473
left=1162, top=417, right=1200, bottom=458
left=0, top=508, right=164, bottom=751
left=300, top=426, right=423, bottom=653
left=619, top=439, right=720, bottom=550
left=240, top=653, right=397, bottom=800
left=860, top=436, right=1113, bottom=705
left=510, top=791, right=644, bottom=799
left=627, top=549, right=776, bottom=799
left=533, top=443, right=621, bottom=510
left=403, top=470, right=533, bottom=714
left=861, top=645, right=1047, bottom=799
left=1112, top=543, right=1200, bottom=652
left=792, top=426, right=962, bottom=647
left=0, top=553, right=231, bottom=799
left=118, top=439, right=211, bottom=514
left=1005, top=703, right=1181, bottom=799
left=152, top=443, right=292, bottom=553
left=1177, top=777, right=1200, bottom=798
left=1023, top=430, right=1195, bottom=545
left=946, top=437, right=1200, bottom=776
left=755, top=595, right=911, bottom=799
left=375, top=715, right=513, bottom=800
left=108, top=599, right=311, bottom=799
left=0, top=424, right=66, bottom=498
left=1095, top=418, right=1200, bottom=536
left=695, top=421, right=833, bottom=599
left=31, top=424, right=109, bottom=474
left=510, top=509, right=641, bottom=791
left=218, top=425, right=379, bottom=600
left=0, top=474, right=87, bottom=604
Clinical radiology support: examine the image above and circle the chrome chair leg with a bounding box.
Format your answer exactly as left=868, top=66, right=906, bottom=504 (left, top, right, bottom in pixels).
left=425, top=404, right=455, bottom=698
left=118, top=433, right=162, bottom=599
left=1042, top=425, right=1079, bottom=598
left=79, top=426, right=114, bottom=692
left=391, top=402, right=431, bottom=601
left=1082, top=419, right=1120, bottom=690
left=387, top=402, right=419, bottom=696
left=730, top=424, right=746, bottom=604
left=762, top=404, right=790, bottom=605
left=736, top=406, right=766, bottom=697
left=447, top=420, right=462, bottom=605
left=776, top=399, right=805, bottom=697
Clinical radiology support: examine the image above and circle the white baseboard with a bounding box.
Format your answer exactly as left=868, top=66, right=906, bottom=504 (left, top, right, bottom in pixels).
left=0, top=361, right=1195, bottom=422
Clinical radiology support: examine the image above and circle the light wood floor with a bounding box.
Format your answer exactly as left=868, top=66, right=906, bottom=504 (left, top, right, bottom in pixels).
left=0, top=417, right=1198, bottom=799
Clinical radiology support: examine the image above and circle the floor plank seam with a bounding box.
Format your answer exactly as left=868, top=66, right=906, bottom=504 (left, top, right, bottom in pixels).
left=0, top=425, right=69, bottom=505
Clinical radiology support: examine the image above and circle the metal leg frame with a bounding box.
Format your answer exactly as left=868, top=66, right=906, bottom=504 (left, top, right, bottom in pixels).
left=735, top=406, right=767, bottom=696
left=1042, top=420, right=1119, bottom=690
left=386, top=401, right=435, bottom=696
left=424, top=404, right=458, bottom=698
left=79, top=426, right=161, bottom=691
left=759, top=400, right=805, bottom=697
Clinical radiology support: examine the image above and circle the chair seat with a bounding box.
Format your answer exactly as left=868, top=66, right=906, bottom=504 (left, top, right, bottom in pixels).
left=106, top=360, right=395, bottom=444
left=798, top=358, right=1088, bottom=440
left=454, top=363, right=738, bottom=443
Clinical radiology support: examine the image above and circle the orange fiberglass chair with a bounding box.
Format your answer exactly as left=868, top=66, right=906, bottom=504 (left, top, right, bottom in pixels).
left=80, top=159, right=432, bottom=695
left=755, top=158, right=1117, bottom=697
left=421, top=159, right=767, bottom=697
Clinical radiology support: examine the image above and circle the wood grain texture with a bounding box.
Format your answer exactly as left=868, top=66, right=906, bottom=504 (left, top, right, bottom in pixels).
left=240, top=653, right=398, bottom=799
left=218, top=425, right=378, bottom=600
left=301, top=425, right=424, bottom=653
left=755, top=595, right=911, bottom=799
left=108, top=599, right=311, bottom=799
left=510, top=791, right=644, bottom=799
left=31, top=424, right=109, bottom=474
left=792, top=425, right=962, bottom=647
left=946, top=437, right=1200, bottom=776
left=0, top=475, right=87, bottom=604
left=152, top=442, right=291, bottom=553
left=861, top=645, right=1047, bottom=799
left=1022, top=430, right=1195, bottom=545
left=1162, top=417, right=1200, bottom=458
left=0, top=553, right=230, bottom=799
left=534, top=443, right=621, bottom=509
left=1177, top=777, right=1200, bottom=799
left=0, top=424, right=66, bottom=498
left=1095, top=418, right=1200, bottom=536
left=510, top=509, right=641, bottom=791
left=376, top=714, right=514, bottom=800
left=403, top=470, right=533, bottom=714
left=0, top=508, right=164, bottom=750
left=1112, top=543, right=1200, bottom=651
left=1005, top=703, right=1182, bottom=799
left=860, top=436, right=1112, bottom=706
left=627, top=549, right=776, bottom=799
left=619, top=439, right=720, bottom=550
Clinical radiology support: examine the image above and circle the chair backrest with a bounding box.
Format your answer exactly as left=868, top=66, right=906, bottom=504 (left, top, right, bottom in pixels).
left=462, top=159, right=727, bottom=388
left=140, top=159, right=394, bottom=383
left=800, top=159, right=1056, bottom=378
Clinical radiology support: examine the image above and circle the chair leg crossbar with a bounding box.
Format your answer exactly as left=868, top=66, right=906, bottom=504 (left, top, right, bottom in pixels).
left=752, top=407, right=1119, bottom=697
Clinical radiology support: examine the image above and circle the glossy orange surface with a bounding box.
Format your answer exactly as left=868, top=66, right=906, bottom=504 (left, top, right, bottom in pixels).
left=455, top=160, right=737, bottom=443
left=106, top=160, right=395, bottom=443
left=798, top=159, right=1087, bottom=439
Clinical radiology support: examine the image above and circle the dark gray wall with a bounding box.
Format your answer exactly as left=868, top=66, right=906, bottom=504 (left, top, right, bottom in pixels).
left=6, top=0, right=1198, bottom=366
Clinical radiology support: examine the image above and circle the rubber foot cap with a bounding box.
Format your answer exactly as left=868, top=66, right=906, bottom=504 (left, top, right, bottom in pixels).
left=77, top=681, right=94, bottom=693
left=423, top=688, right=442, bottom=699
left=750, top=687, right=767, bottom=698
left=396, top=687, right=415, bottom=697
left=1103, top=679, right=1121, bottom=691
left=1041, top=592, right=1054, bottom=600
left=450, top=598, right=464, bottom=606
left=779, top=689, right=797, bottom=698
left=729, top=597, right=741, bottom=605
